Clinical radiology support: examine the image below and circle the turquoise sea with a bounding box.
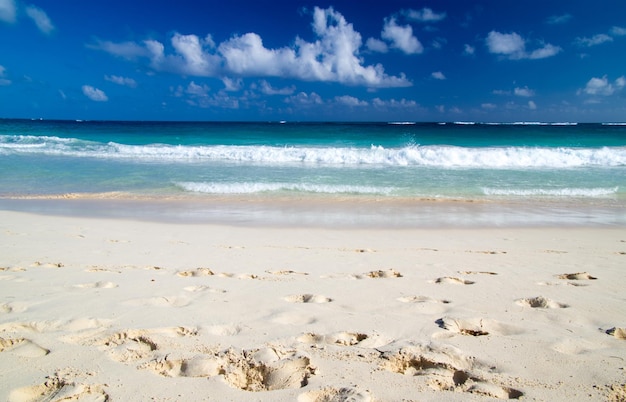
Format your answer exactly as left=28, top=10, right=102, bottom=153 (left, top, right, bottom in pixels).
left=1, top=119, right=625, bottom=227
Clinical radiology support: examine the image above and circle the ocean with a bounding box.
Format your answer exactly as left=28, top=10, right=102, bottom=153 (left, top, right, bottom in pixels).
left=1, top=119, right=625, bottom=227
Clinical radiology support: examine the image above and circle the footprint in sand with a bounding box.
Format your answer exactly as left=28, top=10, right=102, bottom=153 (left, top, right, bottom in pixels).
left=435, top=317, right=523, bottom=337
left=123, top=295, right=191, bottom=307
left=0, top=337, right=50, bottom=357
left=365, top=269, right=402, bottom=278
left=298, top=386, right=372, bottom=402
left=381, top=344, right=523, bottom=399
left=176, top=268, right=214, bottom=277
left=397, top=295, right=451, bottom=304
left=605, top=327, right=626, bottom=340
left=557, top=272, right=597, bottom=280
left=8, top=375, right=108, bottom=402
left=433, top=277, right=474, bottom=285
left=458, top=271, right=498, bottom=276
left=101, top=332, right=158, bottom=363
left=515, top=296, right=568, bottom=309
left=31, top=261, right=64, bottom=268
left=183, top=285, right=226, bottom=293
left=220, top=348, right=314, bottom=392
left=284, top=294, right=332, bottom=304
left=298, top=332, right=368, bottom=346
left=217, top=272, right=259, bottom=280
left=266, top=270, right=309, bottom=276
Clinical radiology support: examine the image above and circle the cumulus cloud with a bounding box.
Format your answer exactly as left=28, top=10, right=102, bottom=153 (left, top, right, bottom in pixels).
left=403, top=7, right=446, bottom=23
left=381, top=18, right=423, bottom=54
left=82, top=85, right=108, bottom=101
left=0, top=0, right=16, bottom=23
left=104, top=75, right=137, bottom=88
left=285, top=92, right=323, bottom=106
left=334, top=95, right=368, bottom=106
left=431, top=71, right=445, bottom=80
left=580, top=75, right=625, bottom=96
left=514, top=86, right=535, bottom=97
left=25, top=4, right=54, bottom=34
left=222, top=77, right=243, bottom=91
left=486, top=31, right=561, bottom=60
left=528, top=100, right=537, bottom=110
left=91, top=7, right=411, bottom=88
left=481, top=103, right=497, bottom=109
left=463, top=44, right=475, bottom=55
left=257, top=80, right=295, bottom=95
left=366, top=37, right=388, bottom=53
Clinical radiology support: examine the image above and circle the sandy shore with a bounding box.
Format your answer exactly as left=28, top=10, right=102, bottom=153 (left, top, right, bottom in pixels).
left=1, top=209, right=625, bottom=401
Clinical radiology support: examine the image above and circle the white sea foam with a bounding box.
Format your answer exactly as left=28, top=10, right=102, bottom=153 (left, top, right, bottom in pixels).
left=2, top=135, right=625, bottom=168
left=482, top=187, right=619, bottom=197
left=175, top=181, right=396, bottom=195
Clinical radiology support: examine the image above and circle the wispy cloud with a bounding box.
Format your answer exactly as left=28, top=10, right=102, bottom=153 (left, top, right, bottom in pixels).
left=486, top=31, right=561, bottom=60
left=575, top=33, right=613, bottom=47
left=25, top=5, right=54, bottom=34
left=92, top=7, right=411, bottom=89
left=0, top=0, right=16, bottom=23
left=104, top=75, right=137, bottom=88
left=403, top=7, right=446, bottom=23
left=546, top=14, right=572, bottom=25
left=82, top=85, right=108, bottom=101
left=0, top=64, right=11, bottom=85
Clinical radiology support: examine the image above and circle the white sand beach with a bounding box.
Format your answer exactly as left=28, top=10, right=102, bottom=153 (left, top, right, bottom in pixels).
left=1, top=209, right=625, bottom=401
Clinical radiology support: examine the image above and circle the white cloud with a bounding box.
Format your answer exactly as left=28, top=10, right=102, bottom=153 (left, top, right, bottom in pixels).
left=486, top=31, right=561, bottom=60
left=580, top=75, right=625, bottom=96
left=381, top=18, right=423, bottom=54
left=493, top=89, right=511, bottom=95
left=486, top=31, right=525, bottom=58
left=366, top=37, right=388, bottom=53
left=222, top=77, right=243, bottom=91
left=546, top=14, right=572, bottom=25
left=25, top=5, right=54, bottom=34
left=575, top=34, right=613, bottom=47
left=481, top=103, right=497, bottom=109
left=185, top=81, right=210, bottom=97
left=372, top=97, right=418, bottom=108
left=463, top=44, right=475, bottom=55
left=285, top=92, right=323, bottom=106
left=88, top=40, right=152, bottom=60
left=514, top=86, right=535, bottom=97
left=82, top=85, right=108, bottom=102
left=92, top=7, right=411, bottom=88
left=104, top=75, right=137, bottom=88
left=431, top=71, right=445, bottom=80
left=611, top=26, right=626, bottom=36
left=404, top=8, right=446, bottom=23
left=528, top=100, right=537, bottom=110
left=0, top=0, right=16, bottom=23
left=334, top=95, right=368, bottom=106
left=257, top=80, right=295, bottom=95
left=528, top=43, right=561, bottom=59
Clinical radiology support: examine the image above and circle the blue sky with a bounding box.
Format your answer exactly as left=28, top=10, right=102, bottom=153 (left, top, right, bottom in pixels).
left=1, top=0, right=625, bottom=122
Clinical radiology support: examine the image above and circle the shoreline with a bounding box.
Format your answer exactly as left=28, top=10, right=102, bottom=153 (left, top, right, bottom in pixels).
left=1, top=210, right=625, bottom=400
left=2, top=194, right=625, bottom=228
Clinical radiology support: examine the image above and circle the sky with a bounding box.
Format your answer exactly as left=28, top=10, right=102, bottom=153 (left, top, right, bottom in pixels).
left=1, top=0, right=625, bottom=122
